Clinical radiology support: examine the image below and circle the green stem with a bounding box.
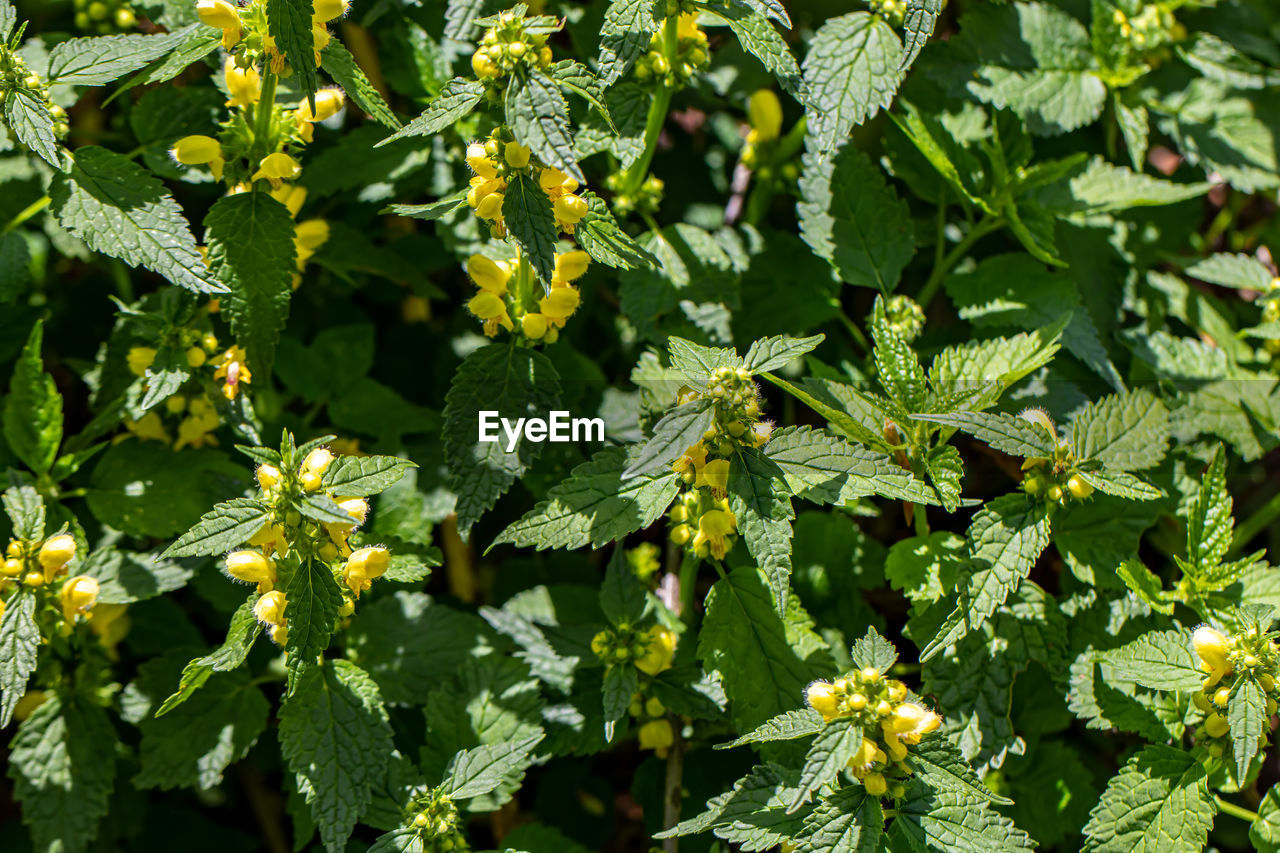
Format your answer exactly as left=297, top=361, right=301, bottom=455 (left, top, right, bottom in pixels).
left=833, top=304, right=870, bottom=353
left=916, top=215, right=1003, bottom=308
left=1215, top=795, right=1260, bottom=824
left=913, top=501, right=929, bottom=537
left=251, top=67, right=279, bottom=179
left=2, top=194, right=51, bottom=234
left=620, top=14, right=680, bottom=195
left=678, top=552, right=699, bottom=623
left=1230, top=488, right=1280, bottom=558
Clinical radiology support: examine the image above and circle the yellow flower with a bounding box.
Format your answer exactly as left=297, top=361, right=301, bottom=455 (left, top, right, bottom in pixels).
left=127, top=346, right=157, bottom=377
left=638, top=719, right=674, bottom=753
left=1193, top=625, right=1232, bottom=686
left=806, top=681, right=840, bottom=721
left=39, top=535, right=77, bottom=573
left=466, top=143, right=498, bottom=178
left=343, top=546, right=390, bottom=596
left=59, top=575, right=99, bottom=623
left=847, top=737, right=886, bottom=777
left=475, top=192, right=505, bottom=220
left=1205, top=712, right=1230, bottom=738
left=697, top=459, right=730, bottom=499
left=124, top=412, right=169, bottom=443
left=295, top=218, right=330, bottom=252
left=748, top=89, right=783, bottom=143
left=256, top=464, right=281, bottom=490
left=885, top=702, right=942, bottom=744
left=553, top=193, right=588, bottom=225
left=553, top=250, right=590, bottom=283
left=171, top=135, right=222, bottom=167
left=297, top=88, right=345, bottom=123
left=174, top=400, right=221, bottom=449
left=272, top=183, right=308, bottom=218
left=225, top=550, right=276, bottom=593
left=89, top=603, right=130, bottom=652
left=224, top=58, right=261, bottom=108
left=254, top=590, right=287, bottom=626
left=468, top=291, right=513, bottom=337
left=521, top=313, right=549, bottom=340
left=213, top=346, right=251, bottom=400
left=863, top=772, right=888, bottom=797
left=467, top=255, right=512, bottom=294
left=196, top=0, right=240, bottom=31
left=504, top=141, right=531, bottom=168
left=635, top=625, right=677, bottom=676
left=692, top=508, right=735, bottom=559
left=252, top=152, right=302, bottom=186
left=312, top=0, right=349, bottom=23
left=539, top=167, right=577, bottom=195
left=539, top=286, right=580, bottom=320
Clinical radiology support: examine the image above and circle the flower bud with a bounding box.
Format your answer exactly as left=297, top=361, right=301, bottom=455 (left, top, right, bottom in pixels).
left=747, top=89, right=783, bottom=143
left=806, top=681, right=840, bottom=721
left=635, top=625, right=676, bottom=676
left=171, top=135, right=222, bottom=165
left=2, top=558, right=22, bottom=577
left=467, top=255, right=512, bottom=293
left=39, top=535, right=77, bottom=571
left=1193, top=626, right=1232, bottom=678
left=302, top=447, right=334, bottom=476
left=521, top=313, right=549, bottom=340
left=638, top=719, right=674, bottom=752
left=298, top=88, right=345, bottom=123
left=312, top=0, right=349, bottom=22
left=863, top=772, right=888, bottom=796
left=553, top=194, right=588, bottom=224
left=185, top=346, right=207, bottom=367
left=60, top=575, right=99, bottom=623
left=127, top=346, right=157, bottom=377
left=476, top=192, right=504, bottom=220
left=504, top=141, right=531, bottom=168
left=1066, top=474, right=1094, bottom=499
left=254, top=590, right=287, bottom=626
left=257, top=464, right=281, bottom=490
left=1205, top=712, right=1229, bottom=738
left=347, top=546, right=390, bottom=580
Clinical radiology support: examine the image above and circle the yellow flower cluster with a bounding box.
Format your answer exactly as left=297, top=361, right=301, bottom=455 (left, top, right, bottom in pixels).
left=0, top=49, right=69, bottom=139
left=806, top=669, right=942, bottom=798
left=634, top=13, right=708, bottom=88
left=631, top=693, right=675, bottom=757
left=1113, top=3, right=1186, bottom=51
left=465, top=134, right=589, bottom=237
left=1191, top=625, right=1279, bottom=757
left=228, top=447, right=394, bottom=643
left=592, top=623, right=677, bottom=675
left=0, top=535, right=101, bottom=627
left=465, top=250, right=587, bottom=341
left=867, top=0, right=905, bottom=26
left=667, top=489, right=737, bottom=560
left=197, top=0, right=348, bottom=69
left=405, top=787, right=466, bottom=851
left=470, top=10, right=554, bottom=81
left=123, top=334, right=232, bottom=448
left=1017, top=408, right=1095, bottom=504
left=1262, top=278, right=1280, bottom=356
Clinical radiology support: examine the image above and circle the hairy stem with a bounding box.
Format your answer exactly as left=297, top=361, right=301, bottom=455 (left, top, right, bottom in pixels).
left=661, top=719, right=685, bottom=853
left=252, top=67, right=279, bottom=176
left=1215, top=794, right=1260, bottom=824
left=620, top=14, right=680, bottom=195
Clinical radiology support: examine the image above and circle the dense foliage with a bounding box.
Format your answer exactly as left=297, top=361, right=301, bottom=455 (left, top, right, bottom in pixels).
left=1, top=0, right=1279, bottom=850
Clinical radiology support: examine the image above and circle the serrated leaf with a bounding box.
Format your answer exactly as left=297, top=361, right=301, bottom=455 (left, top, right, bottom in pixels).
left=574, top=190, right=658, bottom=270
left=849, top=626, right=897, bottom=674
left=1187, top=445, right=1231, bottom=571
left=796, top=786, right=882, bottom=853
left=871, top=310, right=926, bottom=410
left=4, top=88, right=61, bottom=167
left=908, top=734, right=1012, bottom=805
left=729, top=446, right=796, bottom=613
left=596, top=0, right=663, bottom=85
left=7, top=693, right=118, bottom=853
left=46, top=32, right=184, bottom=86
left=0, top=591, right=39, bottom=729
left=744, top=334, right=825, bottom=374
left=387, top=191, right=469, bottom=221
left=122, top=24, right=221, bottom=90
left=1177, top=33, right=1280, bottom=91
left=711, top=1, right=806, bottom=103
left=901, top=0, right=942, bottom=69
left=0, top=1, right=14, bottom=39
left=81, top=547, right=192, bottom=604
left=600, top=546, right=648, bottom=625
left=623, top=397, right=715, bottom=479
left=205, top=192, right=297, bottom=377
left=443, top=343, right=561, bottom=539
left=1034, top=156, right=1209, bottom=214
left=1100, top=630, right=1202, bottom=692
left=659, top=763, right=807, bottom=848
left=280, top=660, right=394, bottom=853
left=444, top=733, right=543, bottom=800
left=4, top=321, right=62, bottom=475
left=282, top=557, right=345, bottom=694
left=1079, top=470, right=1164, bottom=501
left=267, top=0, right=317, bottom=105
left=135, top=669, right=269, bottom=790
left=798, top=144, right=913, bottom=293
left=320, top=455, right=415, bottom=497
left=1115, top=560, right=1175, bottom=614
left=603, top=663, right=637, bottom=740
left=2, top=485, right=45, bottom=541
left=319, top=42, right=400, bottom=129
left=495, top=445, right=679, bottom=551
left=1252, top=785, right=1280, bottom=852
left=763, top=426, right=938, bottom=506
left=1184, top=253, right=1273, bottom=291
left=1229, top=677, right=1266, bottom=776
left=668, top=337, right=741, bottom=379
left=506, top=69, right=582, bottom=185
left=378, top=78, right=482, bottom=145
left=161, top=498, right=271, bottom=558
left=1082, top=745, right=1214, bottom=852
left=52, top=146, right=219, bottom=293
left=156, top=597, right=264, bottom=716
left=921, top=494, right=1051, bottom=660
left=789, top=720, right=863, bottom=812
left=891, top=782, right=1035, bottom=851
left=502, top=170, right=559, bottom=285
left=550, top=59, right=614, bottom=128
left=1070, top=389, right=1170, bottom=473
left=715, top=708, right=826, bottom=749
left=802, top=11, right=903, bottom=153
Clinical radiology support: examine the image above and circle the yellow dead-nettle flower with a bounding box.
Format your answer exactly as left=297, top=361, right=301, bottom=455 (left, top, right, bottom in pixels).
left=225, top=550, right=276, bottom=593
left=806, top=680, right=840, bottom=721
left=213, top=346, right=252, bottom=400
left=224, top=58, right=261, bottom=108
left=343, top=545, right=390, bottom=597
left=747, top=89, right=783, bottom=144
left=252, top=152, right=302, bottom=186
left=59, top=575, right=100, bottom=623
left=127, top=346, right=157, bottom=377
left=635, top=625, right=677, bottom=676
left=1193, top=625, right=1232, bottom=686
left=467, top=255, right=512, bottom=294
left=38, top=534, right=77, bottom=574
left=254, top=590, right=287, bottom=626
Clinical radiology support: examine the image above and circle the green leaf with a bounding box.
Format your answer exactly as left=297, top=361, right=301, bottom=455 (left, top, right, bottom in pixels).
left=871, top=310, right=926, bottom=410
left=267, top=0, right=317, bottom=105
left=1229, top=677, right=1266, bottom=776
left=135, top=669, right=269, bottom=790
left=914, top=411, right=1056, bottom=459
left=900, top=0, right=942, bottom=69
left=46, top=32, right=184, bottom=86
left=52, top=146, right=219, bottom=293
left=1079, top=470, right=1164, bottom=502
left=1070, top=389, right=1170, bottom=473
left=1187, top=444, right=1231, bottom=571
left=890, top=783, right=1035, bottom=851
left=908, top=734, right=1012, bottom=805
left=798, top=144, right=913, bottom=293
left=1082, top=745, right=1214, bottom=852
left=387, top=190, right=469, bottom=222
left=698, top=565, right=831, bottom=736
left=796, top=786, right=882, bottom=853
left=622, top=397, right=715, bottom=479
left=743, top=334, right=825, bottom=374
left=715, top=708, right=825, bottom=749
left=668, top=337, right=742, bottom=379
left=205, top=192, right=298, bottom=377
left=443, top=343, right=561, bottom=539
left=659, top=764, right=806, bottom=848
left=574, top=190, right=658, bottom=270
left=1115, top=560, right=1175, bottom=615
left=156, top=596, right=263, bottom=716
left=81, top=547, right=193, bottom=604
left=1184, top=253, right=1274, bottom=291
left=7, top=693, right=118, bottom=853
left=502, top=170, right=559, bottom=285
left=4, top=320, right=62, bottom=474
left=319, top=42, right=400, bottom=129
left=729, top=446, right=796, bottom=613
left=495, top=446, right=679, bottom=551
left=1251, top=785, right=1280, bottom=853
left=1177, top=33, right=1280, bottom=91
left=506, top=69, right=582, bottom=183
left=711, top=2, right=806, bottom=103
left=920, top=494, right=1051, bottom=660
left=378, top=78, right=483, bottom=145
left=596, top=0, right=663, bottom=85
left=1034, top=156, right=1209, bottom=214
left=281, top=557, right=345, bottom=694
left=802, top=11, right=903, bottom=153
left=849, top=626, right=897, bottom=674
left=1099, top=630, right=1202, bottom=692
left=789, top=720, right=863, bottom=812
left=161, top=498, right=272, bottom=558
left=320, top=455, right=415, bottom=497
left=444, top=733, right=544, bottom=800
left=122, top=24, right=221, bottom=89
left=601, top=547, right=649, bottom=625
left=550, top=59, right=614, bottom=128
left=4, top=89, right=61, bottom=167
left=0, top=230, right=31, bottom=302
left=280, top=660, right=394, bottom=853
left=0, top=1, right=14, bottom=38
left=0, top=590, right=39, bottom=729
left=763, top=426, right=939, bottom=506
left=603, top=663, right=638, bottom=740
left=2, top=485, right=45, bottom=541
